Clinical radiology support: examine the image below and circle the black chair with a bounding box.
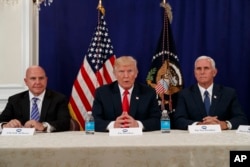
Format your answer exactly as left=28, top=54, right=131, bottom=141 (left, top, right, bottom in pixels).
left=70, top=118, right=80, bottom=131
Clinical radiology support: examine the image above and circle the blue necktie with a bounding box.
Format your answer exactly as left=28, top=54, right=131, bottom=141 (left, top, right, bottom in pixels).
left=31, top=97, right=40, bottom=121
left=204, top=91, right=210, bottom=115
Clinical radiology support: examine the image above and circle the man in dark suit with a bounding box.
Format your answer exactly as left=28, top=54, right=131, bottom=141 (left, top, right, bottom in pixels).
left=173, top=55, right=248, bottom=130
left=92, top=56, right=161, bottom=132
left=0, top=65, right=70, bottom=132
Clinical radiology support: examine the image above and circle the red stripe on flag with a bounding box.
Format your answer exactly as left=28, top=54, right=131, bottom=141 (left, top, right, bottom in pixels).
left=74, top=79, right=92, bottom=111
left=103, top=64, right=112, bottom=84
left=155, top=82, right=164, bottom=94
left=109, top=55, right=116, bottom=65
left=96, top=71, right=103, bottom=86
left=81, top=65, right=96, bottom=98
left=104, top=56, right=116, bottom=83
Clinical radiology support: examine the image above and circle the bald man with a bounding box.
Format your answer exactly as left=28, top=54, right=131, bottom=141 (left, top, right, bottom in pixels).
left=0, top=65, right=70, bottom=132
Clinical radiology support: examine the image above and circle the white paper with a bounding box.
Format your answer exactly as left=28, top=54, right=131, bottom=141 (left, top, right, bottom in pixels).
left=188, top=125, right=221, bottom=134
left=1, top=128, right=35, bottom=136
left=236, top=125, right=250, bottom=134
left=109, top=127, right=143, bottom=136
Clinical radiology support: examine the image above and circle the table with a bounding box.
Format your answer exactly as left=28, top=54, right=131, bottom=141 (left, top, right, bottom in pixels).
left=0, top=130, right=249, bottom=167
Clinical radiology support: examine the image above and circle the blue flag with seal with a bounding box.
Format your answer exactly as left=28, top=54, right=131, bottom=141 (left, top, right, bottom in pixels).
left=146, top=2, right=183, bottom=112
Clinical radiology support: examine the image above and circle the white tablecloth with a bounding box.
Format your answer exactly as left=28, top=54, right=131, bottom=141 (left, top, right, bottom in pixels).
left=0, top=130, right=249, bottom=167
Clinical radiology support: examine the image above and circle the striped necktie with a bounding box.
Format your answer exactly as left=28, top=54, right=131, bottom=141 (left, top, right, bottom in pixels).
left=31, top=97, right=40, bottom=121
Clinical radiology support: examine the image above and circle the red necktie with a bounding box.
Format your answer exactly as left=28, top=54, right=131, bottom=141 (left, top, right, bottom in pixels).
left=122, top=90, right=129, bottom=112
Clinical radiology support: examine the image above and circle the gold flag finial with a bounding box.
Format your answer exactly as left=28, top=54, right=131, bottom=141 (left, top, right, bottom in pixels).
left=97, top=0, right=105, bottom=15
left=160, top=0, right=173, bottom=23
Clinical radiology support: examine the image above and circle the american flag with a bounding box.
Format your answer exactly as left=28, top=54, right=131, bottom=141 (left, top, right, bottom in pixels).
left=68, top=12, right=116, bottom=130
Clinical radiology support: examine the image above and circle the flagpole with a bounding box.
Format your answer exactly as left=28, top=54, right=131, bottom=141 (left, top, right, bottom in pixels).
left=147, top=0, right=183, bottom=114
left=160, top=0, right=174, bottom=112
left=94, top=0, right=105, bottom=89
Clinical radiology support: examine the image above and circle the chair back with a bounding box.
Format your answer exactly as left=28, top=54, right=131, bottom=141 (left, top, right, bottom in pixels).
left=70, top=118, right=80, bottom=131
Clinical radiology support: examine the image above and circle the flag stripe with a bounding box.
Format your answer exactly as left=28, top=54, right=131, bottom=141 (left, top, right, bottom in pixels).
left=69, top=98, right=85, bottom=130
left=74, top=79, right=92, bottom=110
left=102, top=55, right=116, bottom=83
left=81, top=61, right=96, bottom=97
left=155, top=81, right=165, bottom=94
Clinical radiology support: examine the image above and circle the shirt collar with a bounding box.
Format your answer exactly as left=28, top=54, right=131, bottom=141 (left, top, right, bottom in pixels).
left=198, top=83, right=213, bottom=96
left=29, top=90, right=46, bottom=101
left=118, top=85, right=134, bottom=95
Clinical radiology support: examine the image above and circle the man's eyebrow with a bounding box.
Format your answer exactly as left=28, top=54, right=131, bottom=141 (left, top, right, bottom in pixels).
left=29, top=76, right=45, bottom=79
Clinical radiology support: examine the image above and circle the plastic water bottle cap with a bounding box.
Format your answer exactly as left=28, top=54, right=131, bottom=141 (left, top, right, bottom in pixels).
left=162, top=110, right=168, bottom=114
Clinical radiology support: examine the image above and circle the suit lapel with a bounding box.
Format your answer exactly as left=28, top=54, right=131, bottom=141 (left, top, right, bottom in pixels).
left=129, top=84, right=139, bottom=117
left=112, top=83, right=123, bottom=116
left=40, top=90, right=51, bottom=121
left=21, top=92, right=31, bottom=121
left=192, top=85, right=207, bottom=116
left=210, top=84, right=221, bottom=116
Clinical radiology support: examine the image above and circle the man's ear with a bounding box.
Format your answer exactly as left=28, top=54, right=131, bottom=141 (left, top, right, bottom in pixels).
left=213, top=68, right=218, bottom=77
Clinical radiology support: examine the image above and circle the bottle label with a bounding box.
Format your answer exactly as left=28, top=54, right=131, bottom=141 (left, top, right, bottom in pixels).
left=161, top=120, right=170, bottom=130
left=86, top=122, right=95, bottom=131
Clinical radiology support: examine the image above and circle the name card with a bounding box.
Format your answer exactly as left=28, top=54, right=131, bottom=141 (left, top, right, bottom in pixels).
left=109, top=127, right=143, bottom=136
left=236, top=125, right=250, bottom=134
left=188, top=125, right=221, bottom=134
left=1, top=128, right=35, bottom=136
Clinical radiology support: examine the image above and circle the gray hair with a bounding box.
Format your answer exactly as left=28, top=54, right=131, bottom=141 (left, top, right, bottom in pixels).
left=114, top=56, right=138, bottom=72
left=194, top=55, right=216, bottom=69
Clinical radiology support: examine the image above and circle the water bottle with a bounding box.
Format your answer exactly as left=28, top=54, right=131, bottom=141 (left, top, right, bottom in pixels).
left=161, top=110, right=170, bottom=133
left=85, top=111, right=95, bottom=135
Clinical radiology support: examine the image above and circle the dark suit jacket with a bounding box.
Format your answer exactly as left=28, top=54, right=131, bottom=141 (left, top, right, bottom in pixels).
left=0, top=89, right=71, bottom=132
left=173, top=84, right=248, bottom=130
left=92, top=81, right=161, bottom=132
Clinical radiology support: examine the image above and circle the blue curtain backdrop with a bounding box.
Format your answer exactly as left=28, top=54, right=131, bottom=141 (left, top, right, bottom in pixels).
left=39, top=0, right=250, bottom=122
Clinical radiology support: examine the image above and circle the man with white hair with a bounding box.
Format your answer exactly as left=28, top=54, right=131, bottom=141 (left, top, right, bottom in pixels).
left=173, top=55, right=248, bottom=130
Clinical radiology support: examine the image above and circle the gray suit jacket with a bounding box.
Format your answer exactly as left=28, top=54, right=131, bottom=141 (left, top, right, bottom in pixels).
left=92, top=81, right=161, bottom=132
left=173, top=84, right=248, bottom=130
left=0, top=89, right=71, bottom=132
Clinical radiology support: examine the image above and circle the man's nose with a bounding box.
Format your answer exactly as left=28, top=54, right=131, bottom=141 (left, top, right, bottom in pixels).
left=124, top=72, right=129, bottom=77
left=200, top=69, right=205, bottom=73
left=35, top=78, right=40, bottom=83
